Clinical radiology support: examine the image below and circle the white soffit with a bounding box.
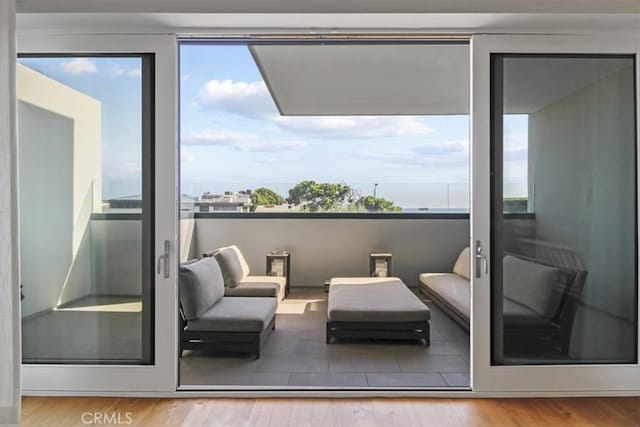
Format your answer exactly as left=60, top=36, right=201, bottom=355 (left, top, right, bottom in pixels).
left=250, top=43, right=470, bottom=116
left=504, top=57, right=633, bottom=114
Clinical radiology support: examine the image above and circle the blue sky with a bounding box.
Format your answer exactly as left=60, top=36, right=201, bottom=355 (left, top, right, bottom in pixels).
left=18, top=56, right=142, bottom=199
left=180, top=44, right=527, bottom=206
left=18, top=47, right=528, bottom=207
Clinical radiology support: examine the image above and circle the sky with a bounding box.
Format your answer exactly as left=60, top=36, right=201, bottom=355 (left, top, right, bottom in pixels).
left=17, top=46, right=528, bottom=208
left=18, top=56, right=143, bottom=200
left=179, top=44, right=528, bottom=207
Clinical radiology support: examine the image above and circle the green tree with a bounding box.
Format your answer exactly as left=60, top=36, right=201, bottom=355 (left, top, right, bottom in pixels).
left=287, top=180, right=353, bottom=212
left=251, top=187, right=286, bottom=207
left=354, top=195, right=401, bottom=212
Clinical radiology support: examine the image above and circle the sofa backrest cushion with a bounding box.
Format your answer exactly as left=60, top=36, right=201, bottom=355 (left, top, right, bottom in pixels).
left=213, top=245, right=249, bottom=288
left=503, top=255, right=563, bottom=319
left=230, top=245, right=251, bottom=277
left=179, top=257, right=225, bottom=321
left=453, top=247, right=471, bottom=280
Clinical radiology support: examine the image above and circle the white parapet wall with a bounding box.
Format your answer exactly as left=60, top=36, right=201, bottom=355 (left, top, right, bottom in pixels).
left=17, top=63, right=102, bottom=317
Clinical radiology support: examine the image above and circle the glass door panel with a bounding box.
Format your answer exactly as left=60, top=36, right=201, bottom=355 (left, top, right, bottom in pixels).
left=18, top=55, right=154, bottom=364
left=18, top=35, right=177, bottom=393
left=491, top=54, right=637, bottom=365
left=471, top=35, right=640, bottom=393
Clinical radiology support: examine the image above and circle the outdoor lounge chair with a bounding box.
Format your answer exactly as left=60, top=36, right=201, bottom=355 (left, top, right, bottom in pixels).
left=326, top=277, right=431, bottom=345
left=179, top=257, right=276, bottom=358
left=203, top=245, right=286, bottom=300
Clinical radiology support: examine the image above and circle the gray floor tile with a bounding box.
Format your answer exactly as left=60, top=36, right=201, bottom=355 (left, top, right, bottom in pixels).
left=189, top=372, right=291, bottom=386
left=328, top=347, right=400, bottom=373
left=254, top=354, right=328, bottom=373
left=396, top=355, right=469, bottom=373
left=424, top=340, right=468, bottom=356
left=289, top=373, right=367, bottom=387
left=442, top=372, right=471, bottom=387
left=366, top=373, right=447, bottom=387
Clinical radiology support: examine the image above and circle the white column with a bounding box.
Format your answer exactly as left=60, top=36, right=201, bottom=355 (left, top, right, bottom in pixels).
left=0, top=0, right=20, bottom=425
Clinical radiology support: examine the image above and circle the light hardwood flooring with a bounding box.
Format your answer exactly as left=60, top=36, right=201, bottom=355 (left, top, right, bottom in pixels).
left=20, top=396, right=640, bottom=427
left=180, top=289, right=470, bottom=388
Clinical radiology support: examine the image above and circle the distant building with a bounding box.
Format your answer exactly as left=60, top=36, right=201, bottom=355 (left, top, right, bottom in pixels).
left=196, top=190, right=252, bottom=212
left=254, top=204, right=301, bottom=213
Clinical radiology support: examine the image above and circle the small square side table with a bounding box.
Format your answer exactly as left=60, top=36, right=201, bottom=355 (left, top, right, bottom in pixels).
left=266, top=251, right=291, bottom=297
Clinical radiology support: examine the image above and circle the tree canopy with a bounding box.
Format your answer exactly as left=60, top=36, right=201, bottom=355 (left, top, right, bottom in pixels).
left=251, top=181, right=401, bottom=212
left=354, top=195, right=402, bottom=212
left=287, top=180, right=353, bottom=212
left=251, top=187, right=286, bottom=207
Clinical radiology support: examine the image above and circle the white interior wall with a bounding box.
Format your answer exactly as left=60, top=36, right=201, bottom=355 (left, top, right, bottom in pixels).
left=17, top=65, right=102, bottom=316
left=0, top=0, right=20, bottom=423
left=18, top=102, right=74, bottom=317
left=528, top=65, right=636, bottom=360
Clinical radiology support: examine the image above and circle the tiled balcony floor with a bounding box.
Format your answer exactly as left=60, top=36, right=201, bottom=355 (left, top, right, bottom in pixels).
left=180, top=288, right=470, bottom=389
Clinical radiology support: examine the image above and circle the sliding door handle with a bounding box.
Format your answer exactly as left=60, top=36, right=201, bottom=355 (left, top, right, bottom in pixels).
left=475, top=240, right=488, bottom=278
left=157, top=240, right=170, bottom=278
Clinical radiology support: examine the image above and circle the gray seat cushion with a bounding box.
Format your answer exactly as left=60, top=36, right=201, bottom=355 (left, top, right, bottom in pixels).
left=179, top=258, right=225, bottom=321
left=419, top=272, right=470, bottom=320
left=503, top=297, right=554, bottom=328
left=225, top=282, right=281, bottom=299
left=328, top=278, right=430, bottom=322
left=213, top=246, right=249, bottom=288
left=187, top=297, right=277, bottom=332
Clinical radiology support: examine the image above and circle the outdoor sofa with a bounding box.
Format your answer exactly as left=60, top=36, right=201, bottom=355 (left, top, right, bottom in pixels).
left=419, top=248, right=586, bottom=353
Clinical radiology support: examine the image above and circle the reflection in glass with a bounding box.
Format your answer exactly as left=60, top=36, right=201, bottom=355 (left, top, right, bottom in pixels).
left=18, top=56, right=153, bottom=363
left=492, top=55, right=637, bottom=364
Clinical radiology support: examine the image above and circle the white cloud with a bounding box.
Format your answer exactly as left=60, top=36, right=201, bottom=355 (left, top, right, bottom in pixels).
left=182, top=74, right=191, bottom=82
left=412, top=139, right=468, bottom=156
left=182, top=130, right=257, bottom=147
left=109, top=64, right=141, bottom=78
left=356, top=139, right=469, bottom=168
left=60, top=58, right=97, bottom=75
left=182, top=130, right=305, bottom=152
left=109, top=64, right=126, bottom=77
left=198, top=80, right=277, bottom=119
left=246, top=140, right=306, bottom=152
left=276, top=116, right=434, bottom=139
left=180, top=149, right=195, bottom=162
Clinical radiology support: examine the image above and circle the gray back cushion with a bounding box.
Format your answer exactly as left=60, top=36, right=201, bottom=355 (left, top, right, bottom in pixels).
left=213, top=246, right=248, bottom=288
left=503, top=255, right=562, bottom=319
left=452, top=247, right=470, bottom=280
left=179, top=257, right=225, bottom=320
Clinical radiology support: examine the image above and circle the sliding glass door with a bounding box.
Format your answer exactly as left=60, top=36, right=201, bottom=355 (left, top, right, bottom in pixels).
left=471, top=35, right=640, bottom=392
left=19, top=35, right=178, bottom=392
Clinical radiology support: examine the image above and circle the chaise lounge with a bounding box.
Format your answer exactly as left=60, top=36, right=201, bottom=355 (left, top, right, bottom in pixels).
left=179, top=257, right=276, bottom=358
left=326, top=277, right=431, bottom=345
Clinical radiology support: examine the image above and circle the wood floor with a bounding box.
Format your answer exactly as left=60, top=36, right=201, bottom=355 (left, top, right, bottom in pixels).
left=21, top=396, right=640, bottom=426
